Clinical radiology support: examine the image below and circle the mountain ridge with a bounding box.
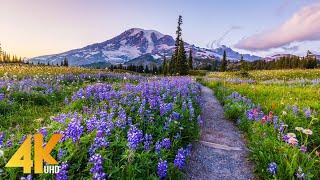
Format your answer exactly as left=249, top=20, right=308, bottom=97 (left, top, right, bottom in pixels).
left=28, top=28, right=262, bottom=66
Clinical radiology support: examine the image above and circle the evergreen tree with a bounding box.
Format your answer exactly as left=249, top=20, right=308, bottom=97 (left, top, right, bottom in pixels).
left=63, top=57, right=69, bottom=66
left=145, top=65, right=149, bottom=73
left=220, top=50, right=227, bottom=71
left=170, top=15, right=183, bottom=75
left=178, top=40, right=188, bottom=75
left=188, top=49, right=193, bottom=70
left=240, top=55, right=248, bottom=71
left=162, top=54, right=167, bottom=75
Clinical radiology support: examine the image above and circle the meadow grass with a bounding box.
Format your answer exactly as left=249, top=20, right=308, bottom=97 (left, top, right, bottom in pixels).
left=0, top=64, right=103, bottom=77
left=204, top=69, right=320, bottom=179
left=208, top=69, right=320, bottom=80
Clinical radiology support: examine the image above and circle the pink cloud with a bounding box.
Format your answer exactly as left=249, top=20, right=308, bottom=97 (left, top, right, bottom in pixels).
left=235, top=3, right=320, bottom=51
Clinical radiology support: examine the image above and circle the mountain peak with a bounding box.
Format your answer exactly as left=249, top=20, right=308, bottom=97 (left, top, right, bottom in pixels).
left=28, top=28, right=261, bottom=66
left=124, top=28, right=165, bottom=39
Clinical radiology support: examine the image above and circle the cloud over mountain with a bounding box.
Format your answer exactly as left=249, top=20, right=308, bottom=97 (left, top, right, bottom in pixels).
left=235, top=3, right=320, bottom=51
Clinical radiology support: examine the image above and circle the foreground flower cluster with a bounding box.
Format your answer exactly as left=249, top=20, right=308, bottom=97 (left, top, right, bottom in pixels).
left=0, top=77, right=201, bottom=179
left=55, top=77, right=201, bottom=179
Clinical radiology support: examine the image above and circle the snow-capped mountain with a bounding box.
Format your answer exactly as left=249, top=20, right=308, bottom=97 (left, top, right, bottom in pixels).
left=29, top=28, right=261, bottom=66
left=263, top=54, right=297, bottom=62
left=263, top=52, right=320, bottom=62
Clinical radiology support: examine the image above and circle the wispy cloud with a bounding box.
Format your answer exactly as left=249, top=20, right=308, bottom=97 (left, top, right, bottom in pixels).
left=207, top=26, right=241, bottom=49
left=235, top=2, right=320, bottom=51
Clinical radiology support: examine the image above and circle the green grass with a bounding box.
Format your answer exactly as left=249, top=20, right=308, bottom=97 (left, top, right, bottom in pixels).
left=224, top=83, right=320, bottom=114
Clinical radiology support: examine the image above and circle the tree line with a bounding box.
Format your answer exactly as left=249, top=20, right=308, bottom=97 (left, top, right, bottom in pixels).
left=0, top=43, right=23, bottom=63
left=26, top=57, right=69, bottom=67
left=248, top=55, right=318, bottom=70
left=110, top=64, right=162, bottom=74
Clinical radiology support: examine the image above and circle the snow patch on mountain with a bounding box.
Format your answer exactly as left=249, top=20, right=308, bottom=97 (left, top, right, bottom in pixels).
left=28, top=28, right=261, bottom=66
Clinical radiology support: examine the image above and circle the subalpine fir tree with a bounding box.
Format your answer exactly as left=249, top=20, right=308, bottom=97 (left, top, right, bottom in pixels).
left=188, top=49, right=193, bottom=70
left=240, top=54, right=246, bottom=70
left=63, top=57, right=69, bottom=66
left=178, top=40, right=188, bottom=75
left=220, top=50, right=227, bottom=72
left=171, top=15, right=183, bottom=74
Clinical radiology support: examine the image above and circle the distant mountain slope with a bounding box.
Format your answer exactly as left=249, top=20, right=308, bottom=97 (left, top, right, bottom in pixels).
left=124, top=54, right=161, bottom=67
left=28, top=28, right=261, bottom=66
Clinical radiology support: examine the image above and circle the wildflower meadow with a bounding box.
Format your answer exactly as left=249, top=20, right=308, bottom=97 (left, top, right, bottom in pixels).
left=0, top=65, right=201, bottom=179
left=204, top=69, right=320, bottom=179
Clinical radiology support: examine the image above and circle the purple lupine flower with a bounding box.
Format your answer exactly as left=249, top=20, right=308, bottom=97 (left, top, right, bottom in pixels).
left=51, top=113, right=67, bottom=124
left=304, top=108, right=311, bottom=118
left=127, top=125, right=143, bottom=150
left=86, top=116, right=98, bottom=132
left=300, top=145, right=307, bottom=153
left=63, top=116, right=84, bottom=143
left=6, top=139, right=12, bottom=148
left=278, top=121, right=288, bottom=134
left=96, top=120, right=114, bottom=136
left=296, top=167, right=305, bottom=179
left=171, top=112, right=181, bottom=120
left=174, top=148, right=186, bottom=170
left=292, top=105, right=298, bottom=115
left=188, top=100, right=195, bottom=119
left=89, top=154, right=107, bottom=180
left=27, top=175, right=32, bottom=180
left=155, top=141, right=162, bottom=154
left=144, top=134, right=152, bottom=151
left=20, top=174, right=32, bottom=180
left=56, top=162, right=68, bottom=180
left=18, top=135, right=26, bottom=145
left=182, top=101, right=187, bottom=111
left=282, top=134, right=290, bottom=142
left=89, top=135, right=109, bottom=156
left=39, top=127, right=48, bottom=137
left=157, top=159, right=168, bottom=179
left=267, top=162, right=277, bottom=175
left=0, top=132, right=5, bottom=147
left=64, top=97, right=69, bottom=105
left=273, top=116, right=279, bottom=129
left=127, top=117, right=133, bottom=126
left=0, top=93, right=5, bottom=101
left=115, top=106, right=127, bottom=129
left=160, top=103, right=173, bottom=116
left=58, top=148, right=65, bottom=160
left=246, top=110, right=254, bottom=120
left=161, top=138, right=171, bottom=149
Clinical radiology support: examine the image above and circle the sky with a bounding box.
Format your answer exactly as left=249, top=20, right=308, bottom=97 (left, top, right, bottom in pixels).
left=0, top=0, right=319, bottom=58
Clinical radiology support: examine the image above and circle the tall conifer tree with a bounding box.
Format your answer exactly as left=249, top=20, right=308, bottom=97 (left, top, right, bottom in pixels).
left=188, top=49, right=193, bottom=70
left=220, top=50, right=227, bottom=72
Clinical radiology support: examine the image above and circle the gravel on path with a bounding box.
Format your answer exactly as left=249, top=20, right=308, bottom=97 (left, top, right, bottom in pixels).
left=184, top=85, right=254, bottom=180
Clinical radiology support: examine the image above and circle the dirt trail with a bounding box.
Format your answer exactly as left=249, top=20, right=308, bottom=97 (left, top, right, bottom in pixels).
left=184, top=85, right=254, bottom=180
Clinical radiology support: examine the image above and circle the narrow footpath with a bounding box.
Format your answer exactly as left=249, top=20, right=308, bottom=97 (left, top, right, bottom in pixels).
left=184, top=86, right=254, bottom=180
